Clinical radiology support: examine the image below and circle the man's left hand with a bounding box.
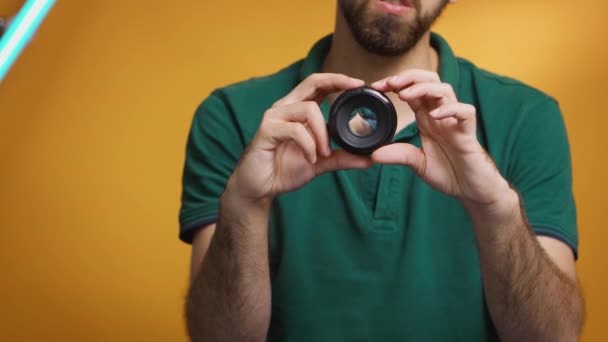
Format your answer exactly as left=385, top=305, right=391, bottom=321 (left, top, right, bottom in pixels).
left=371, top=69, right=512, bottom=206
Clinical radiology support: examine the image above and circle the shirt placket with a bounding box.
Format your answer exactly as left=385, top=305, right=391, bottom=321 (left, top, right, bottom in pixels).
left=371, top=124, right=420, bottom=232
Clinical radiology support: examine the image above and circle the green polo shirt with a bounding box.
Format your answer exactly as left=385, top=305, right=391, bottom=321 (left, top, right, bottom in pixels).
left=179, top=33, right=577, bottom=341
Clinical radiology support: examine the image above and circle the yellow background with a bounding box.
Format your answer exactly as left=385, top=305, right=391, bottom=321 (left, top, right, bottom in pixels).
left=0, top=0, right=605, bottom=341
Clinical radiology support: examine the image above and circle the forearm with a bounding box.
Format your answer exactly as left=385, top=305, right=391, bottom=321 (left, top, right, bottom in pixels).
left=186, top=189, right=272, bottom=342
left=467, top=189, right=583, bottom=342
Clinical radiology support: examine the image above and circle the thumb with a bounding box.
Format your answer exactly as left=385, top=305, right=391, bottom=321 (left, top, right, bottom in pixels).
left=315, top=149, right=373, bottom=176
left=371, top=143, right=426, bottom=176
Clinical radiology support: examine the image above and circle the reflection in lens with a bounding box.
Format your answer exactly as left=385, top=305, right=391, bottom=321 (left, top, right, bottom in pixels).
left=348, top=107, right=377, bottom=137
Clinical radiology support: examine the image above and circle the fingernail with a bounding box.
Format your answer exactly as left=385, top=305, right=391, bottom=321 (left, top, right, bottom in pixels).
left=430, top=108, right=440, bottom=116
left=326, top=146, right=332, bottom=156
left=390, top=76, right=400, bottom=83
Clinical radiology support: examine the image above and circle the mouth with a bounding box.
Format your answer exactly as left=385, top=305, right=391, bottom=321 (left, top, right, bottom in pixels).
left=376, top=0, right=414, bottom=15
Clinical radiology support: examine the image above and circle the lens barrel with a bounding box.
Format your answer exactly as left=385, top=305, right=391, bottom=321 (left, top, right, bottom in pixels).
left=328, top=86, right=397, bottom=155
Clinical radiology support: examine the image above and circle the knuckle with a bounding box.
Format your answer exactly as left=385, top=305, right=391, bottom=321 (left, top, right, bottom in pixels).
left=308, top=73, right=323, bottom=83
left=258, top=120, right=272, bottom=136
left=303, top=101, right=318, bottom=113
left=397, top=69, right=411, bottom=77
left=396, top=76, right=410, bottom=85
left=285, top=125, right=299, bottom=140
left=293, top=123, right=307, bottom=136
left=295, top=128, right=314, bottom=149
left=408, top=84, right=422, bottom=92
left=263, top=108, right=275, bottom=119
left=337, top=73, right=351, bottom=82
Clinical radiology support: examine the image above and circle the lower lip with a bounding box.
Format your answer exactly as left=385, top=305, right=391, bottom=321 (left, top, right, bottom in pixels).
left=376, top=0, right=412, bottom=15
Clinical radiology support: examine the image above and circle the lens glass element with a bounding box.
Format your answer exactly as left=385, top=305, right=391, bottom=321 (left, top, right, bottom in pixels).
left=347, top=107, right=378, bottom=137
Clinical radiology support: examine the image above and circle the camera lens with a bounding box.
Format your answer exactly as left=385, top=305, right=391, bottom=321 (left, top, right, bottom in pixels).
left=329, top=86, right=397, bottom=155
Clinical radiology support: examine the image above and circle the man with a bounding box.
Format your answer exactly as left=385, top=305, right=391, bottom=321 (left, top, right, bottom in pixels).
left=180, top=0, right=584, bottom=341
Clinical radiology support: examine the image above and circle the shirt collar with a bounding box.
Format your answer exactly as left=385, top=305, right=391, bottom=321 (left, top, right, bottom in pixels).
left=299, top=34, right=332, bottom=82
left=430, top=32, right=460, bottom=91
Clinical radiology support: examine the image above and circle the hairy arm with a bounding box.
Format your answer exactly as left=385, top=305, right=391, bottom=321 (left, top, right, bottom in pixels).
left=183, top=74, right=371, bottom=341
left=186, top=190, right=272, bottom=342
left=371, top=70, right=584, bottom=341
left=467, top=189, right=584, bottom=342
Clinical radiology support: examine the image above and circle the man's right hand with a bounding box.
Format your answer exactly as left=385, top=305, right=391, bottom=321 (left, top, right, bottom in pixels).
left=225, top=73, right=373, bottom=206
left=187, top=74, right=373, bottom=341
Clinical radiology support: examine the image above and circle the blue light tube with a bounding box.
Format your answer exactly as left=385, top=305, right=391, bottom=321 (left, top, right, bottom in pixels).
left=0, top=0, right=56, bottom=83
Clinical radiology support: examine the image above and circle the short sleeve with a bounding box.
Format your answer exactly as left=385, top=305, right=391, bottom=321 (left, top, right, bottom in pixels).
left=506, top=96, right=578, bottom=258
left=179, top=91, right=244, bottom=243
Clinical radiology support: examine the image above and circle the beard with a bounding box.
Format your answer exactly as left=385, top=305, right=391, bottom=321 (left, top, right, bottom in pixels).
left=338, top=0, right=450, bottom=56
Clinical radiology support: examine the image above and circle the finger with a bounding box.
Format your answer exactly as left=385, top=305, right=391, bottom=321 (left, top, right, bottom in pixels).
left=429, top=102, right=476, bottom=121
left=274, top=73, right=364, bottom=107
left=263, top=121, right=317, bottom=164
left=371, top=69, right=441, bottom=92
left=315, top=149, right=372, bottom=176
left=266, top=101, right=331, bottom=157
left=371, top=143, right=426, bottom=176
left=398, top=82, right=457, bottom=103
